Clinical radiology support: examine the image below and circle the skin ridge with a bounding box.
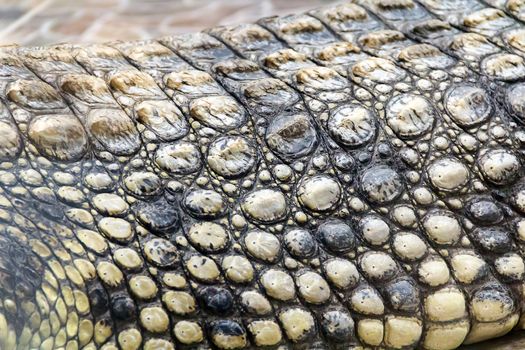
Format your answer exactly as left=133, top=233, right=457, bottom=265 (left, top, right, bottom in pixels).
left=0, top=0, right=524, bottom=349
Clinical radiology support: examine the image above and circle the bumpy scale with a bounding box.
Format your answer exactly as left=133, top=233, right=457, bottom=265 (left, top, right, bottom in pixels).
left=0, top=1, right=525, bottom=350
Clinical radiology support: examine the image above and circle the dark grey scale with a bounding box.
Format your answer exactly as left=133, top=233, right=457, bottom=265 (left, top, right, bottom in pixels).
left=284, top=228, right=318, bottom=259
left=472, top=227, right=513, bottom=253
left=135, top=198, right=181, bottom=236
left=466, top=197, right=505, bottom=225
left=89, top=285, right=111, bottom=316
left=197, top=286, right=235, bottom=316
left=317, top=220, right=356, bottom=255
left=384, top=278, right=421, bottom=312
left=332, top=152, right=356, bottom=173
left=320, top=309, right=356, bottom=343
left=358, top=165, right=404, bottom=205
left=509, top=182, right=525, bottom=214
left=110, top=295, right=137, bottom=320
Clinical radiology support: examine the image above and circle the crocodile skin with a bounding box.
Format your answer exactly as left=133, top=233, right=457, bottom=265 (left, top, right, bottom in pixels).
left=0, top=1, right=524, bottom=349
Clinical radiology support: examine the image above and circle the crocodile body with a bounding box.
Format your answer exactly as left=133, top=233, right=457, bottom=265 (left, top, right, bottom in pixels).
left=1, top=1, right=525, bottom=349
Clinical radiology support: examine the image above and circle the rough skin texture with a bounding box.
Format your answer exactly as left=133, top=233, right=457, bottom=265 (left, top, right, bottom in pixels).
left=0, top=0, right=525, bottom=349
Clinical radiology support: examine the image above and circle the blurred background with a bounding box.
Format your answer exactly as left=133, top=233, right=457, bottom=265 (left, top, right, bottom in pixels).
left=0, top=0, right=337, bottom=46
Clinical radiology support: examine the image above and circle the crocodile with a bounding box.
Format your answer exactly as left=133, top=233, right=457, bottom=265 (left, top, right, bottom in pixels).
left=0, top=0, right=525, bottom=349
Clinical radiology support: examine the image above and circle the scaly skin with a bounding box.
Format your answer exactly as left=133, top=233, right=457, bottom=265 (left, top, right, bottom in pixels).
left=0, top=1, right=524, bottom=349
